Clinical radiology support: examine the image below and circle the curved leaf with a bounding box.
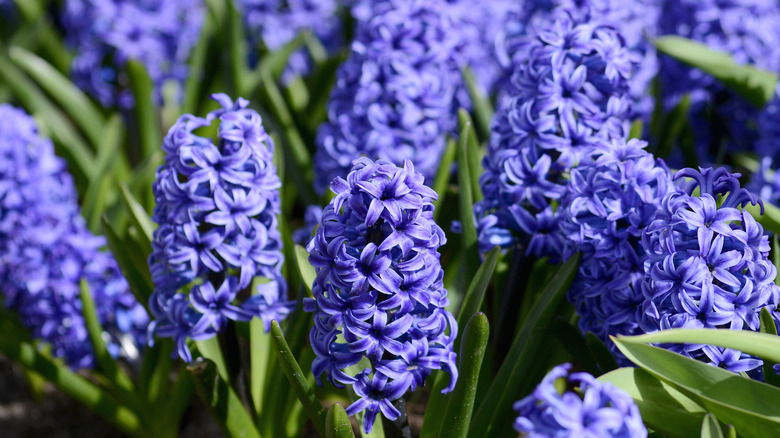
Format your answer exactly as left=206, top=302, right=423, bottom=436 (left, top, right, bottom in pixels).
left=326, top=403, right=355, bottom=438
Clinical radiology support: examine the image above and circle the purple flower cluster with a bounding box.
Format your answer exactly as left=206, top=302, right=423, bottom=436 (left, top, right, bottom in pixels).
left=476, top=8, right=636, bottom=259
left=237, top=0, right=342, bottom=81
left=640, top=168, right=780, bottom=373
left=497, top=0, right=660, bottom=116
left=305, top=158, right=457, bottom=433
left=0, top=104, right=148, bottom=368
left=148, top=94, right=290, bottom=362
left=560, top=139, right=674, bottom=355
left=514, top=363, right=647, bottom=437
left=447, top=0, right=514, bottom=95
left=657, top=0, right=780, bottom=164
left=62, top=0, right=204, bottom=108
left=313, top=0, right=466, bottom=195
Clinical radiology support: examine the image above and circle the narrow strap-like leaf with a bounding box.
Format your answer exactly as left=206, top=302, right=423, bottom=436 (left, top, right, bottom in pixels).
left=439, top=313, right=490, bottom=438
left=461, top=67, right=493, bottom=142
left=613, top=339, right=780, bottom=437
left=0, top=337, right=146, bottom=437
left=189, top=358, right=262, bottom=438
left=326, top=403, right=356, bottom=438
left=702, top=413, right=725, bottom=438
left=126, top=60, right=161, bottom=162
left=432, top=138, right=457, bottom=220
left=270, top=320, right=328, bottom=437
left=118, top=182, right=155, bottom=252
left=456, top=114, right=480, bottom=282
left=458, top=109, right=484, bottom=202
left=79, top=279, right=135, bottom=394
left=9, top=46, right=105, bottom=148
left=760, top=308, right=780, bottom=387
left=585, top=332, right=619, bottom=374
left=468, top=253, right=581, bottom=437
left=101, top=216, right=153, bottom=310
left=294, top=244, right=317, bottom=296
left=456, top=247, right=500, bottom=344
left=597, top=367, right=706, bottom=437
left=654, top=36, right=778, bottom=108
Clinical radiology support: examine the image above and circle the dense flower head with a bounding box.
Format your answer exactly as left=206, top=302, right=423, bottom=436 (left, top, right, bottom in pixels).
left=497, top=0, right=660, bottom=116
left=237, top=0, right=342, bottom=81
left=148, top=94, right=290, bottom=362
left=305, top=158, right=457, bottom=433
left=313, top=0, right=466, bottom=195
left=657, top=0, right=780, bottom=165
left=476, top=7, right=636, bottom=259
left=561, top=139, right=675, bottom=356
left=62, top=0, right=204, bottom=108
left=640, top=167, right=780, bottom=373
left=446, top=0, right=514, bottom=95
left=514, top=363, right=647, bottom=437
left=0, top=104, right=147, bottom=368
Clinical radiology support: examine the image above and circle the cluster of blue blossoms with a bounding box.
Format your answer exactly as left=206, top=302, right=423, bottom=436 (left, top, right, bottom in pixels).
left=477, top=7, right=636, bottom=259
left=62, top=0, right=204, bottom=108
left=496, top=0, right=660, bottom=116
left=514, top=363, right=647, bottom=437
left=306, top=158, right=457, bottom=433
left=148, top=94, right=290, bottom=362
left=641, top=168, right=780, bottom=373
left=313, top=0, right=466, bottom=194
left=0, top=104, right=147, bottom=368
left=560, top=138, right=674, bottom=356
left=237, top=0, right=342, bottom=81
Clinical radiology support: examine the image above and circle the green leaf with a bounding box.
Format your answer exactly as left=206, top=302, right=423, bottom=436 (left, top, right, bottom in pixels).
left=188, top=358, right=262, bottom=438
left=432, top=138, right=457, bottom=221
left=549, top=321, right=601, bottom=376
left=226, top=0, right=250, bottom=95
left=196, top=337, right=231, bottom=384
left=79, top=279, right=135, bottom=394
left=760, top=308, right=780, bottom=387
left=326, top=403, right=355, bottom=438
left=101, top=216, right=154, bottom=310
left=461, top=67, right=493, bottom=142
left=456, top=113, right=480, bottom=283
left=629, top=119, right=644, bottom=140
left=654, top=36, right=779, bottom=108
left=597, top=367, right=706, bottom=437
left=458, top=109, right=483, bottom=202
left=294, top=244, right=316, bottom=295
left=456, top=247, right=500, bottom=342
left=439, top=313, right=490, bottom=438
left=270, top=320, right=328, bottom=438
left=9, top=46, right=104, bottom=147
left=127, top=60, right=161, bottom=162
left=469, top=253, right=581, bottom=437
left=702, top=413, right=725, bottom=438
left=654, top=94, right=691, bottom=159
left=613, top=339, right=780, bottom=438
left=118, top=182, right=155, bottom=253
left=618, top=328, right=780, bottom=364
left=0, top=338, right=146, bottom=437
left=137, top=340, right=173, bottom=406
left=0, top=60, right=96, bottom=182
left=182, top=9, right=213, bottom=115
left=249, top=317, right=271, bottom=420
left=585, top=332, right=619, bottom=374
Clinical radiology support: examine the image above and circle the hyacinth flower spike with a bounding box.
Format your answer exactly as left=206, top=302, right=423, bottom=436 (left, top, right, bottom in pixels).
left=148, top=93, right=291, bottom=361
left=306, top=158, right=457, bottom=432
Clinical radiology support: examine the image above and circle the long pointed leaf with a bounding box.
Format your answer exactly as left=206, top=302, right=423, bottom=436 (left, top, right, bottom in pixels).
left=702, top=413, right=725, bottom=438
left=613, top=338, right=780, bottom=438
left=270, top=320, right=327, bottom=437
left=597, top=367, right=706, bottom=437
left=619, top=328, right=780, bottom=364
left=456, top=114, right=480, bottom=282
left=118, top=182, right=154, bottom=252
left=127, top=60, right=161, bottom=161
left=468, top=253, right=581, bottom=437
left=188, top=358, right=262, bottom=438
left=294, top=244, right=316, bottom=295
left=9, top=46, right=104, bottom=147
left=101, top=216, right=154, bottom=310
left=760, top=308, right=780, bottom=387
left=654, top=36, right=778, bottom=107
left=439, top=313, right=490, bottom=438
left=432, top=138, right=457, bottom=220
